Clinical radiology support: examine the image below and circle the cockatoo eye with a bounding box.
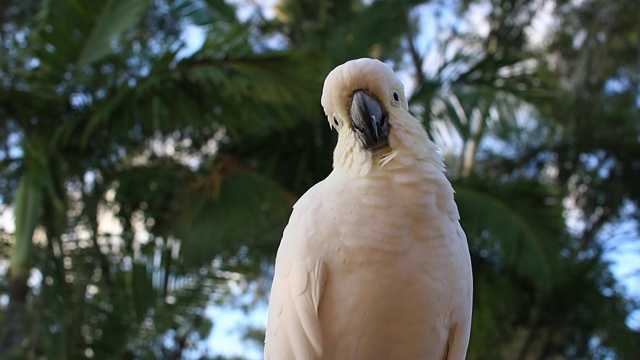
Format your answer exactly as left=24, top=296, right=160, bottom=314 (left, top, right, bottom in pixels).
left=391, top=91, right=401, bottom=107
left=333, top=117, right=339, bottom=127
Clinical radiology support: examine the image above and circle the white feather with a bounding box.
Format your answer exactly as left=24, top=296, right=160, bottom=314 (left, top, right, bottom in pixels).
left=265, top=58, right=472, bottom=360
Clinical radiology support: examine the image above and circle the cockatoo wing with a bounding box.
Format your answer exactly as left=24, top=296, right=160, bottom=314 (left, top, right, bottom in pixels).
left=445, top=221, right=474, bottom=360
left=264, top=185, right=327, bottom=360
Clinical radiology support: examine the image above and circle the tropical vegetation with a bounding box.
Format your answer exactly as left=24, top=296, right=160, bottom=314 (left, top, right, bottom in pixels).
left=0, top=0, right=639, bottom=359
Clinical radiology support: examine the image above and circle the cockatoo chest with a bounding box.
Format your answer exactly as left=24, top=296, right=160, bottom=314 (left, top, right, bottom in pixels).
left=316, top=170, right=468, bottom=359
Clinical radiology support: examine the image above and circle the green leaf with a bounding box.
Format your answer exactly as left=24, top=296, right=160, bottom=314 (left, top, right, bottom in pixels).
left=454, top=178, right=565, bottom=289
left=431, top=84, right=525, bottom=142
left=129, top=262, right=156, bottom=322
left=75, top=0, right=152, bottom=67
left=178, top=167, right=296, bottom=269
left=78, top=51, right=326, bottom=146
left=176, top=0, right=238, bottom=26
left=326, top=0, right=424, bottom=64
left=10, top=179, right=44, bottom=271
left=30, top=0, right=151, bottom=73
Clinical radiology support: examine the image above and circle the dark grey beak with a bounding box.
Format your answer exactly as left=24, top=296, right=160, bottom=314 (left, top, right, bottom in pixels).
left=349, top=91, right=390, bottom=150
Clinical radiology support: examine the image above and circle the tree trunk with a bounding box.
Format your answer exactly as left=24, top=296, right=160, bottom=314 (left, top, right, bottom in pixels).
left=0, top=179, right=43, bottom=357
left=461, top=137, right=478, bottom=178
left=461, top=108, right=487, bottom=178
left=0, top=269, right=29, bottom=356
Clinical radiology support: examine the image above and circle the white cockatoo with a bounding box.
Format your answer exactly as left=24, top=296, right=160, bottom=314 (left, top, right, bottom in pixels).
left=264, top=58, right=473, bottom=360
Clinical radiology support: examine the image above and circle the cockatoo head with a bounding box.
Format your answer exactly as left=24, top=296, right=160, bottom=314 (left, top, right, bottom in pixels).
left=321, top=58, right=439, bottom=174
left=321, top=58, right=409, bottom=152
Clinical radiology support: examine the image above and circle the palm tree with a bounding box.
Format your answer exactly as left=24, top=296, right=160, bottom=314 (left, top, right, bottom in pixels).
left=402, top=0, right=640, bottom=358
left=0, top=0, right=323, bottom=357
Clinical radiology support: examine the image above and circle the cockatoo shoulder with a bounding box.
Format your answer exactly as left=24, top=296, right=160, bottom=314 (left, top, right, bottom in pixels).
left=264, top=180, right=335, bottom=360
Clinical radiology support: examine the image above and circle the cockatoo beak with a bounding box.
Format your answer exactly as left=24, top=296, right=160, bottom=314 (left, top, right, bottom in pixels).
left=349, top=90, right=389, bottom=150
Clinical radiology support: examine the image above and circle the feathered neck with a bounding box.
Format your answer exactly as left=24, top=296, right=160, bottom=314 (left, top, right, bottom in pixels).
left=333, top=110, right=444, bottom=176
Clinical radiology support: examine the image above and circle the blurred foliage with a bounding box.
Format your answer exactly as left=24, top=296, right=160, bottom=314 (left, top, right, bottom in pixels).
left=0, top=0, right=322, bottom=357
left=0, top=0, right=639, bottom=359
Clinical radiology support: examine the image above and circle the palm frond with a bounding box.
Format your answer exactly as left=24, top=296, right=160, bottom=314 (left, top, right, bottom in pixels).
left=454, top=178, right=565, bottom=288
left=10, top=179, right=43, bottom=269
left=31, top=0, right=151, bottom=71
left=110, top=155, right=295, bottom=272
left=177, top=164, right=296, bottom=270
left=75, top=0, right=152, bottom=67
left=175, top=0, right=238, bottom=26
left=74, top=51, right=326, bottom=147
left=327, top=0, right=425, bottom=64
left=431, top=84, right=525, bottom=140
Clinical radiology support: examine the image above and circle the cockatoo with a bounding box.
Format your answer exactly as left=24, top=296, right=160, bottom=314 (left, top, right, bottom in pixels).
left=264, top=58, right=473, bottom=360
